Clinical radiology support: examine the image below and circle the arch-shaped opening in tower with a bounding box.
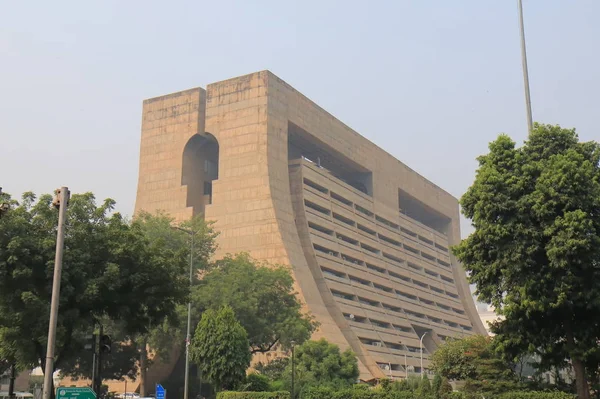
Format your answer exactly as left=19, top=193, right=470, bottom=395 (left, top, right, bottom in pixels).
left=182, top=133, right=219, bottom=216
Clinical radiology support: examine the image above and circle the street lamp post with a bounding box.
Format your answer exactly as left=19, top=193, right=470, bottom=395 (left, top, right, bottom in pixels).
left=172, top=226, right=195, bottom=399
left=291, top=341, right=296, bottom=399
left=419, top=332, right=428, bottom=378
left=517, top=0, right=533, bottom=134
left=43, top=187, right=70, bottom=399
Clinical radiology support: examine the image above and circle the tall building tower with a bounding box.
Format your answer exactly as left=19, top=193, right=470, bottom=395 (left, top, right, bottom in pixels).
left=135, top=71, right=486, bottom=382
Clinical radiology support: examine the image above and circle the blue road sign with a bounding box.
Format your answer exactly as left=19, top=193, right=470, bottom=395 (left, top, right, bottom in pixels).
left=156, top=384, right=166, bottom=399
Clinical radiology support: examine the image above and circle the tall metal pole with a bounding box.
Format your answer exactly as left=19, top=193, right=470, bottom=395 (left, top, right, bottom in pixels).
left=183, top=232, right=194, bottom=399
left=518, top=0, right=534, bottom=134
left=43, top=187, right=70, bottom=399
left=291, top=343, right=296, bottom=399
left=419, top=332, right=428, bottom=378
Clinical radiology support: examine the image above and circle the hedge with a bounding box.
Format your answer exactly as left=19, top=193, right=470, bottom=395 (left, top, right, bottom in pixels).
left=217, top=392, right=290, bottom=399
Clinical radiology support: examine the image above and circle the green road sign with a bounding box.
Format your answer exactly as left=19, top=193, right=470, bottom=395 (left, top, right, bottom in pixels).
left=56, top=387, right=97, bottom=399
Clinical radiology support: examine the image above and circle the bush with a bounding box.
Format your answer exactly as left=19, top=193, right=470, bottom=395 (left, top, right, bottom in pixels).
left=492, top=392, right=575, bottom=399
left=217, top=392, right=291, bottom=399
left=242, top=373, right=271, bottom=392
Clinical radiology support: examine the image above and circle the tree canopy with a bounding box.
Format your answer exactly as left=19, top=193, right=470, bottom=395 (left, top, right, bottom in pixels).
left=0, top=191, right=193, bottom=386
left=454, top=124, right=600, bottom=399
left=190, top=306, right=251, bottom=391
left=192, top=253, right=316, bottom=354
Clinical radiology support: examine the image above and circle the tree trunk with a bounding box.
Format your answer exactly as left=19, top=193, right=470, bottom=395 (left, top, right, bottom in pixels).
left=139, top=338, right=148, bottom=397
left=572, top=357, right=590, bottom=399
left=8, top=363, right=16, bottom=399
left=566, top=322, right=591, bottom=399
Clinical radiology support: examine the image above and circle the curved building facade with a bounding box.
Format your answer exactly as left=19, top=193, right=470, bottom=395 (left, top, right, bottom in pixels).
left=135, top=71, right=486, bottom=382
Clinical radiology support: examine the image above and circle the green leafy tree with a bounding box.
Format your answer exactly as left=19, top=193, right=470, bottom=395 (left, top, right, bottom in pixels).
left=454, top=124, right=600, bottom=399
left=0, top=191, right=191, bottom=394
left=255, top=357, right=290, bottom=381
left=279, top=339, right=359, bottom=396
left=439, top=378, right=453, bottom=399
left=190, top=306, right=251, bottom=391
left=432, top=374, right=442, bottom=398
left=431, top=335, right=515, bottom=393
left=418, top=374, right=432, bottom=395
left=192, top=253, right=316, bottom=353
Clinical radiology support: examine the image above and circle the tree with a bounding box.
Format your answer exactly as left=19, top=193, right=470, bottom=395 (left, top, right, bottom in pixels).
left=190, top=306, right=251, bottom=391
left=278, top=338, right=359, bottom=396
left=0, top=191, right=191, bottom=393
left=431, top=335, right=515, bottom=384
left=192, top=253, right=316, bottom=354
left=439, top=378, right=453, bottom=399
left=432, top=374, right=442, bottom=398
left=418, top=374, right=432, bottom=395
left=454, top=124, right=600, bottom=399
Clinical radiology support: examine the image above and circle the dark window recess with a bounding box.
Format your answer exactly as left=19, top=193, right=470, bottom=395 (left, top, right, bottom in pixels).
left=349, top=275, right=370, bottom=286
left=422, top=252, right=436, bottom=262
left=445, top=320, right=459, bottom=328
left=447, top=292, right=459, bottom=299
left=362, top=338, right=383, bottom=347
left=305, top=200, right=330, bottom=215
left=357, top=224, right=377, bottom=236
left=430, top=286, right=444, bottom=294
left=396, top=290, right=417, bottom=301
left=419, top=297, right=435, bottom=305
left=406, top=346, right=420, bottom=353
left=379, top=234, right=402, bottom=247
left=430, top=317, right=442, bottom=324
left=406, top=310, right=426, bottom=319
left=393, top=324, right=412, bottom=333
left=441, top=275, right=454, bottom=283
left=390, top=271, right=411, bottom=282
left=461, top=325, right=473, bottom=331
left=358, top=297, right=379, bottom=307
left=331, top=290, right=354, bottom=301
left=374, top=283, right=393, bottom=293
left=419, top=235, right=434, bottom=246
left=382, top=303, right=402, bottom=313
left=425, top=269, right=438, bottom=278
left=361, top=243, right=380, bottom=254
left=321, top=267, right=346, bottom=279
left=438, top=259, right=451, bottom=268
left=408, top=262, right=422, bottom=271
left=355, top=205, right=374, bottom=217
left=371, top=319, right=391, bottom=328
left=404, top=244, right=419, bottom=254
left=366, top=263, right=386, bottom=274
left=344, top=313, right=367, bottom=323
left=308, top=222, right=334, bottom=236
left=383, top=252, right=404, bottom=265
left=303, top=178, right=328, bottom=194
left=331, top=191, right=352, bottom=206
left=341, top=253, right=364, bottom=265
left=333, top=212, right=356, bottom=226
left=386, top=342, right=403, bottom=350
left=337, top=233, right=359, bottom=246
left=376, top=215, right=399, bottom=229
left=452, top=308, right=465, bottom=315
left=436, top=302, right=451, bottom=311
left=435, top=243, right=449, bottom=252
left=413, top=280, right=429, bottom=289
left=401, top=227, right=418, bottom=237
left=314, top=244, right=338, bottom=257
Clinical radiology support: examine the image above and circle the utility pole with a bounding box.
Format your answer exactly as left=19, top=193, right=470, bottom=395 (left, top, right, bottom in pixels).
left=171, top=226, right=195, bottom=399
left=518, top=0, right=534, bottom=134
left=291, top=341, right=296, bottom=399
left=8, top=363, right=16, bottom=399
left=43, top=187, right=70, bottom=399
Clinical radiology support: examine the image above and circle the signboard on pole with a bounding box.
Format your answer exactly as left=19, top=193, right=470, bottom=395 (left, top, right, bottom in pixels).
left=56, top=387, right=97, bottom=399
left=156, top=384, right=166, bottom=399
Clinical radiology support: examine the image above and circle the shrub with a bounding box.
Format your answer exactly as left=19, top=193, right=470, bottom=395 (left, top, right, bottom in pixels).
left=492, top=392, right=575, bottom=399
left=242, top=373, right=271, bottom=392
left=217, top=392, right=290, bottom=399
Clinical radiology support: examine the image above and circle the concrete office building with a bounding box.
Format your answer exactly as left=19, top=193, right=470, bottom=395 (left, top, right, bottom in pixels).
left=134, top=71, right=486, bottom=382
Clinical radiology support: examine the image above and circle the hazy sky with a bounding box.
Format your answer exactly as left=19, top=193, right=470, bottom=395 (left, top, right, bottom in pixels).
left=1, top=0, right=598, bottom=241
